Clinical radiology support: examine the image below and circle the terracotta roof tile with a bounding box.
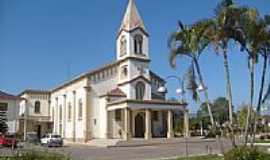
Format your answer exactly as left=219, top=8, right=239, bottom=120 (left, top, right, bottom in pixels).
left=107, top=88, right=126, bottom=97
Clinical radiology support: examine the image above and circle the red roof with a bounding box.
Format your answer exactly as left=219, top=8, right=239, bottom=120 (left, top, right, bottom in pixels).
left=107, top=88, right=126, bottom=97
left=0, top=90, right=22, bottom=100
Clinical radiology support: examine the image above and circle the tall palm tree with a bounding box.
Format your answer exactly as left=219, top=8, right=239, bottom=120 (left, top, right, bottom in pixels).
left=195, top=1, right=247, bottom=146
left=239, top=8, right=261, bottom=144
left=192, top=0, right=249, bottom=146
left=251, top=16, right=270, bottom=144
left=168, top=20, right=215, bottom=127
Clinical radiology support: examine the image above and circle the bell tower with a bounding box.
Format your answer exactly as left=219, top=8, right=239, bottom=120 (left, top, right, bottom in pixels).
left=116, top=0, right=149, bottom=61
left=116, top=0, right=151, bottom=100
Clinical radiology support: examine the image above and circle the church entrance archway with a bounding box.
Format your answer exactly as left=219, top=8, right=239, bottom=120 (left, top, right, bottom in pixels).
left=135, top=113, right=145, bottom=138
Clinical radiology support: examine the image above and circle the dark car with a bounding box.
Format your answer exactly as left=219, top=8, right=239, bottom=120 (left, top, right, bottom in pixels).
left=26, top=132, right=39, bottom=144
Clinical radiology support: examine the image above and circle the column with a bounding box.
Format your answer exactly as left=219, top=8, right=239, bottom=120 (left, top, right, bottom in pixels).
left=55, top=98, right=58, bottom=134
left=184, top=109, right=190, bottom=137
left=72, top=91, right=76, bottom=142
left=48, top=100, right=52, bottom=132
left=124, top=108, right=131, bottom=141
left=167, top=110, right=174, bottom=138
left=145, top=109, right=152, bottom=140
left=23, top=100, right=28, bottom=141
left=62, top=94, right=66, bottom=138
left=84, top=86, right=91, bottom=142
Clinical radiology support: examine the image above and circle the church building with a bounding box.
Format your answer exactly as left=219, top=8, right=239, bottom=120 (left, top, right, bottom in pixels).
left=18, top=0, right=189, bottom=142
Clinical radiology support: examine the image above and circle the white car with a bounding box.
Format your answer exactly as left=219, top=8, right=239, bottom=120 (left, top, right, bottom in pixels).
left=41, top=134, right=63, bottom=147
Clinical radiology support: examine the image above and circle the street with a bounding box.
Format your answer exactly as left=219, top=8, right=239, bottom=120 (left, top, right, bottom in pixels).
left=0, top=138, right=233, bottom=160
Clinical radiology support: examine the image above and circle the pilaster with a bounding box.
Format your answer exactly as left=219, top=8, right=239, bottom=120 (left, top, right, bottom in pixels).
left=62, top=94, right=66, bottom=138
left=84, top=86, right=91, bottom=142
left=72, top=91, right=76, bottom=142
left=124, top=108, right=131, bottom=140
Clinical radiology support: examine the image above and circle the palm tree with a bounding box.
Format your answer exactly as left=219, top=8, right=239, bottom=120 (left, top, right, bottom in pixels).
left=239, top=8, right=262, bottom=144
left=168, top=20, right=215, bottom=127
left=251, top=16, right=270, bottom=144
left=201, top=1, right=248, bottom=147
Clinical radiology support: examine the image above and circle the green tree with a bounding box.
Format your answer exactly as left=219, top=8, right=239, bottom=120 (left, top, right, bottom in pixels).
left=192, top=2, right=249, bottom=147
left=168, top=20, right=215, bottom=127
left=236, top=104, right=258, bottom=134
left=252, top=16, right=270, bottom=143
left=197, top=1, right=249, bottom=147
left=212, top=97, right=230, bottom=125
left=239, top=8, right=270, bottom=144
left=198, top=97, right=230, bottom=127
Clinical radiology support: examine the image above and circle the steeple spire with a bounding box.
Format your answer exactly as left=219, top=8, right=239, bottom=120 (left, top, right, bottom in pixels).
left=119, top=0, right=147, bottom=34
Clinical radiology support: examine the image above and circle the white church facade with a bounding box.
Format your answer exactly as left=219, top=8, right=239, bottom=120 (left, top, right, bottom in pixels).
left=15, top=0, right=189, bottom=142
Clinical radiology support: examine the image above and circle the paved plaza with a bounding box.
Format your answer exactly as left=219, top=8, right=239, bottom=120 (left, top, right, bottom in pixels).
left=0, top=138, right=233, bottom=160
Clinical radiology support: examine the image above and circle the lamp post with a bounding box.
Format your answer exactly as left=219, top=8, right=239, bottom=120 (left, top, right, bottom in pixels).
left=158, top=75, right=208, bottom=160
left=158, top=75, right=188, bottom=159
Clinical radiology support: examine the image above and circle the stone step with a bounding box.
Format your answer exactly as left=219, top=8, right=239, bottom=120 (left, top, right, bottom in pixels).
left=87, top=139, right=121, bottom=147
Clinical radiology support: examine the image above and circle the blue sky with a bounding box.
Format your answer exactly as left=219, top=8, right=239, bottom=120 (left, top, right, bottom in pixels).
left=0, top=0, right=270, bottom=113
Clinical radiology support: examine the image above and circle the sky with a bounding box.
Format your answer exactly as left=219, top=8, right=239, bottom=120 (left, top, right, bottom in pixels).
left=0, top=0, right=270, bottom=113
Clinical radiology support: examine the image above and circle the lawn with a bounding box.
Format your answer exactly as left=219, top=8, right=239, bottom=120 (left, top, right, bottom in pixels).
left=174, top=155, right=223, bottom=160
left=255, top=139, right=270, bottom=143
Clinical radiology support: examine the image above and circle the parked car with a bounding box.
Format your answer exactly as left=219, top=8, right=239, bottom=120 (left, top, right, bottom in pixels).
left=0, top=133, right=5, bottom=146
left=26, top=132, right=39, bottom=144
left=0, top=133, right=17, bottom=147
left=41, top=134, right=63, bottom=147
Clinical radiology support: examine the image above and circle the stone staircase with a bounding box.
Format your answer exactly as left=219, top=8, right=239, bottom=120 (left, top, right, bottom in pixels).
left=87, top=137, right=215, bottom=148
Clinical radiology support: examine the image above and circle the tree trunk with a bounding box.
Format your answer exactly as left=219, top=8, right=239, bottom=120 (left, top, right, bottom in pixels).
left=222, top=47, right=236, bottom=147
left=244, top=59, right=255, bottom=145
left=193, top=58, right=225, bottom=154
left=193, top=58, right=215, bottom=126
left=252, top=55, right=268, bottom=144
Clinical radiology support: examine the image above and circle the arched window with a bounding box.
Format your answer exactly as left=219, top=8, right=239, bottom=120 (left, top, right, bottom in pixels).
left=34, top=101, right=41, bottom=113
left=59, top=105, right=62, bottom=121
left=134, top=34, right=143, bottom=54
left=120, top=36, right=127, bottom=56
left=120, top=65, right=128, bottom=79
left=68, top=102, right=72, bottom=121
left=78, top=99, right=83, bottom=120
left=136, top=82, right=145, bottom=100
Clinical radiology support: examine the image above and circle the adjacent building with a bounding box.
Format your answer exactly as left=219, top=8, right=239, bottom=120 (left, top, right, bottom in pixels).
left=0, top=90, right=21, bottom=134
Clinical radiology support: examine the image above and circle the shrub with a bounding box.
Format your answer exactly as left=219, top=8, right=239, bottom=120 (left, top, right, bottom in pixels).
left=259, top=135, right=265, bottom=140
left=224, top=146, right=270, bottom=160
left=177, top=155, right=222, bottom=160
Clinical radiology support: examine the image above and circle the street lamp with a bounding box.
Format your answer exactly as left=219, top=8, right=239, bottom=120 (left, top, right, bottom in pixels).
left=157, top=75, right=188, bottom=159
left=157, top=86, right=167, bottom=94
left=197, top=84, right=207, bottom=92
left=158, top=75, right=186, bottom=102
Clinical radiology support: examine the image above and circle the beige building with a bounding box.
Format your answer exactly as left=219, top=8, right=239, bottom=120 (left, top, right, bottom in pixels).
left=0, top=90, right=22, bottom=134
left=18, top=0, right=189, bottom=142
left=19, top=90, right=52, bottom=139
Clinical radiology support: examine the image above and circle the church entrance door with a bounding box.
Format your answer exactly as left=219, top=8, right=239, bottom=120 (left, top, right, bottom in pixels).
left=135, top=113, right=145, bottom=138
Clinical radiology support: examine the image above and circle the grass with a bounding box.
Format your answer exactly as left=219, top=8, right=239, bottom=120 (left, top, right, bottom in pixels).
left=0, top=150, right=70, bottom=160
left=255, top=139, right=270, bottom=143
left=174, top=155, right=223, bottom=160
